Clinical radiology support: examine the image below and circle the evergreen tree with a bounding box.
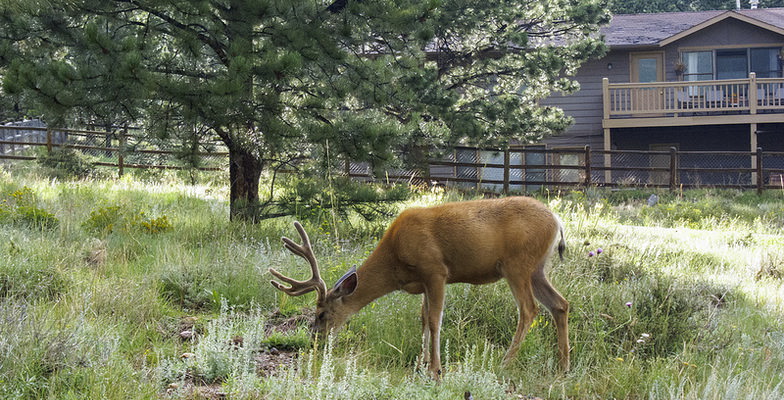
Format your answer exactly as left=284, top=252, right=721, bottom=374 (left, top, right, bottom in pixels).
left=1, top=0, right=609, bottom=220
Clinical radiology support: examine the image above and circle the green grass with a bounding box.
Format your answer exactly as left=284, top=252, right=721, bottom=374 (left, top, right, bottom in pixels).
left=0, top=164, right=783, bottom=399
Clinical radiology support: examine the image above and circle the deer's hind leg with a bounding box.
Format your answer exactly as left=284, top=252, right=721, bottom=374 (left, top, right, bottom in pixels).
left=532, top=264, right=570, bottom=372
left=419, top=296, right=431, bottom=369
left=502, top=268, right=539, bottom=366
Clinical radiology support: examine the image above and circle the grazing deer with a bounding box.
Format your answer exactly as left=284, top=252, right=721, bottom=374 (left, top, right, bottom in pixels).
left=269, top=196, right=569, bottom=379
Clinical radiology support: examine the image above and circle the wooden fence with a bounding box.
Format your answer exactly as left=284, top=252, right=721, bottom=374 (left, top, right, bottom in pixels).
left=348, top=146, right=784, bottom=194
left=3, top=125, right=783, bottom=193
left=0, top=125, right=228, bottom=175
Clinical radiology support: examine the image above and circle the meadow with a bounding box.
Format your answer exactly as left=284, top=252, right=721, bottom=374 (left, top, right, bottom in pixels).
left=1, top=163, right=783, bottom=399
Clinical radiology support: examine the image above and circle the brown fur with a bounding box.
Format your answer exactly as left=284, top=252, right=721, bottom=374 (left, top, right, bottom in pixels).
left=271, top=196, right=569, bottom=379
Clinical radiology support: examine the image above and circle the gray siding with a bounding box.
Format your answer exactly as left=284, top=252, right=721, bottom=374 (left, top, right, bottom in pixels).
left=540, top=50, right=630, bottom=148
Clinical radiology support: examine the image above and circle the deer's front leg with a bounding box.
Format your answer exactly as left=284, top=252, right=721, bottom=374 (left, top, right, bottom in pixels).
left=424, top=276, right=447, bottom=380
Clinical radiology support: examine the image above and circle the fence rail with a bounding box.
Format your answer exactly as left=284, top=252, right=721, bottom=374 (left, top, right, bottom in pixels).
left=0, top=125, right=228, bottom=175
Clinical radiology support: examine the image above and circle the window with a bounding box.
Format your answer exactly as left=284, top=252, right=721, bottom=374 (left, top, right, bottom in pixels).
left=751, top=48, right=782, bottom=78
left=637, top=58, right=659, bottom=82
left=683, top=51, right=713, bottom=81
left=681, top=47, right=783, bottom=80
left=716, top=49, right=747, bottom=79
left=555, top=152, right=581, bottom=183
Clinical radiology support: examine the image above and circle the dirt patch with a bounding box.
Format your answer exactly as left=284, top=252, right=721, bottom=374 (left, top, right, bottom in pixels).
left=255, top=347, right=299, bottom=377
left=162, top=349, right=298, bottom=399
left=165, top=382, right=226, bottom=399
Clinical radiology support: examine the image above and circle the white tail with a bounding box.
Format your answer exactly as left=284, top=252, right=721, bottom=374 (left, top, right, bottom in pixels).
left=270, top=196, right=569, bottom=379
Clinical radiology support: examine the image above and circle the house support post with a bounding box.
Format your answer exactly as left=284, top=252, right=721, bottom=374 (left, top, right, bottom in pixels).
left=749, top=73, right=757, bottom=115
left=750, top=123, right=758, bottom=185
left=602, top=78, right=612, bottom=185
left=756, top=147, right=764, bottom=195
left=603, top=128, right=612, bottom=184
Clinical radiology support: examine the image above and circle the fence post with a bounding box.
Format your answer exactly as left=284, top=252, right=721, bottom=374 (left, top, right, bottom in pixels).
left=118, top=130, right=126, bottom=178
left=503, top=148, right=510, bottom=195
left=669, top=147, right=678, bottom=191
left=584, top=145, right=592, bottom=187
left=756, top=147, right=763, bottom=195
left=422, top=147, right=431, bottom=185
left=46, top=128, right=53, bottom=153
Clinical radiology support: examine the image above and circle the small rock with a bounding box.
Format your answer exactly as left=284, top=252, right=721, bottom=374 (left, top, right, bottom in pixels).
left=180, top=352, right=195, bottom=359
left=180, top=330, right=195, bottom=340
left=270, top=347, right=280, bottom=356
left=647, top=194, right=659, bottom=207
left=84, top=238, right=107, bottom=267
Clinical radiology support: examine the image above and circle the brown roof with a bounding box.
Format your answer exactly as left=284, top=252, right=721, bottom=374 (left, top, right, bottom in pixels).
left=602, top=8, right=784, bottom=47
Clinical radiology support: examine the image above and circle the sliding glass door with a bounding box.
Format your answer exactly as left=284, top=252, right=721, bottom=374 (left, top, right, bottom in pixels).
left=716, top=49, right=747, bottom=79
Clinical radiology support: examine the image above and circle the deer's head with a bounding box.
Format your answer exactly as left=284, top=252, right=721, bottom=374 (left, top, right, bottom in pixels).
left=269, top=222, right=358, bottom=335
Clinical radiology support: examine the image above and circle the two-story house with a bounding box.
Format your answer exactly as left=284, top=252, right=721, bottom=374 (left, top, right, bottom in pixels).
left=542, top=7, right=784, bottom=185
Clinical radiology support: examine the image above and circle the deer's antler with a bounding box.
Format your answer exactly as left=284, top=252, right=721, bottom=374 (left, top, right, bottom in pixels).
left=269, top=221, right=328, bottom=302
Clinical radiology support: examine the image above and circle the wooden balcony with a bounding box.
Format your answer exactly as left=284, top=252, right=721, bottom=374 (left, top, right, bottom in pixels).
left=602, top=73, right=784, bottom=129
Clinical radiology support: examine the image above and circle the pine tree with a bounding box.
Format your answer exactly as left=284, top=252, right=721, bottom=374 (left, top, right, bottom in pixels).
left=1, top=0, right=609, bottom=221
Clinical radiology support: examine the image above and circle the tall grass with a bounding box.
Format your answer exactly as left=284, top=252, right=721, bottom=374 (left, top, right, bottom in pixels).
left=0, top=164, right=782, bottom=398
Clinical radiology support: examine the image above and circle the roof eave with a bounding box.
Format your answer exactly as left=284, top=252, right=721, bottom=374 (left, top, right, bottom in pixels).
left=658, top=10, right=784, bottom=47
left=608, top=44, right=660, bottom=50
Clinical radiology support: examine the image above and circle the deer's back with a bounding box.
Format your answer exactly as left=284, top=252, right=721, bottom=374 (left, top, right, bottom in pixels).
left=385, top=197, right=560, bottom=285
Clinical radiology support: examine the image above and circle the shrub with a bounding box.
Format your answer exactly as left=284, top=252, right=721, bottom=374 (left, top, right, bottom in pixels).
left=0, top=201, right=14, bottom=222
left=15, top=205, right=59, bottom=229
left=83, top=205, right=124, bottom=234
left=157, top=303, right=268, bottom=386
left=0, top=262, right=69, bottom=301
left=159, top=265, right=216, bottom=311
left=36, top=148, right=94, bottom=179
left=8, top=186, right=36, bottom=207
left=1, top=186, right=59, bottom=230
left=626, top=276, right=708, bottom=358
left=83, top=205, right=172, bottom=235
left=139, top=214, right=172, bottom=233
left=0, top=300, right=132, bottom=399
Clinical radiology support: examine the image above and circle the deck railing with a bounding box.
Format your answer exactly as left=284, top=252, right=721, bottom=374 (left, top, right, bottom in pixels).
left=603, top=73, right=784, bottom=118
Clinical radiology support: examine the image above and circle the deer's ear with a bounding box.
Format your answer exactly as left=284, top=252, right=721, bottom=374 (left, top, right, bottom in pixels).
left=333, top=266, right=358, bottom=297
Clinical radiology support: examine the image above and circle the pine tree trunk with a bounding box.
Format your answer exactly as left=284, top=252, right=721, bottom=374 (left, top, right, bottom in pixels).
left=228, top=146, right=262, bottom=222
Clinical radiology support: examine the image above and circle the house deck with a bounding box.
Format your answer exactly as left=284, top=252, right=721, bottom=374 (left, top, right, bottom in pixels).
left=602, top=74, right=784, bottom=129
